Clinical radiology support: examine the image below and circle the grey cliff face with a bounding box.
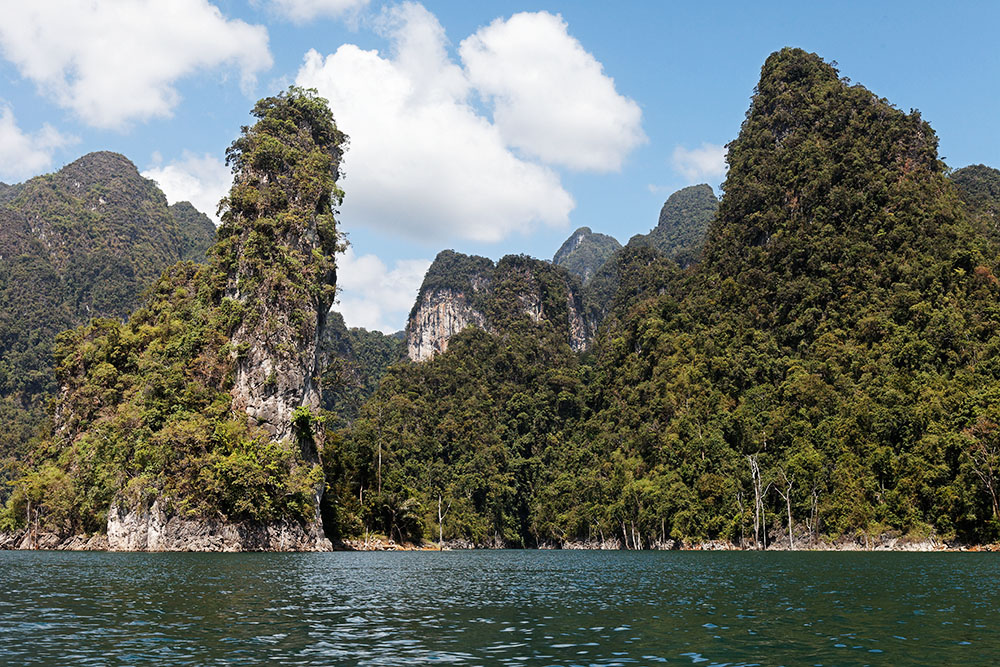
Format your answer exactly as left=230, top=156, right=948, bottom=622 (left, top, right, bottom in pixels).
left=405, top=251, right=595, bottom=362
left=406, top=286, right=489, bottom=362
left=107, top=500, right=332, bottom=552
left=228, top=308, right=326, bottom=445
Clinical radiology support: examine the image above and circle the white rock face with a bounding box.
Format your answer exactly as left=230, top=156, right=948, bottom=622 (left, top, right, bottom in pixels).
left=406, top=287, right=488, bottom=362
left=106, top=500, right=332, bottom=552
left=405, top=258, right=596, bottom=362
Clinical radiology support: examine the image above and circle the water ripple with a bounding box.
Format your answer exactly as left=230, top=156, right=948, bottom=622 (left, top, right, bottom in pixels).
left=0, top=551, right=998, bottom=665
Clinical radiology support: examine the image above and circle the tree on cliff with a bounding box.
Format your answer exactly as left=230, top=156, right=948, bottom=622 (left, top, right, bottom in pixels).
left=1, top=88, right=347, bottom=541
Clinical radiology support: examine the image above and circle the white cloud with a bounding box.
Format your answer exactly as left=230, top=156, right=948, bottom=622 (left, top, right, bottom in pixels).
left=0, top=105, right=76, bottom=182
left=0, top=1, right=272, bottom=130
left=265, top=0, right=370, bottom=23
left=459, top=11, right=645, bottom=171
left=672, top=143, right=728, bottom=181
left=334, top=245, right=431, bottom=332
left=295, top=2, right=574, bottom=243
left=142, top=152, right=232, bottom=224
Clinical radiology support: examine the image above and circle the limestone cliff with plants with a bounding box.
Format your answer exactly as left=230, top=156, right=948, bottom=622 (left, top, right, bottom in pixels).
left=1, top=88, right=346, bottom=551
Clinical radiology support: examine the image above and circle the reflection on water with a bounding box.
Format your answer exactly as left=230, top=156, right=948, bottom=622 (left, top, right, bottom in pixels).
left=0, top=550, right=997, bottom=665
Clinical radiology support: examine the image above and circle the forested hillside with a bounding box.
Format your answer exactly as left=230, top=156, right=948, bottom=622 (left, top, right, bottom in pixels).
left=627, top=184, right=718, bottom=266
left=952, top=164, right=1000, bottom=245
left=0, top=153, right=215, bottom=475
left=6, top=50, right=1000, bottom=551
left=326, top=48, right=1000, bottom=548
left=1, top=90, right=345, bottom=548
left=553, top=227, right=622, bottom=283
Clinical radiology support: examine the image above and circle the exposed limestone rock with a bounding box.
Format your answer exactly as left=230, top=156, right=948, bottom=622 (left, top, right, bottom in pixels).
left=106, top=500, right=332, bottom=552
left=406, top=250, right=596, bottom=362
left=407, top=287, right=489, bottom=362
left=553, top=226, right=622, bottom=284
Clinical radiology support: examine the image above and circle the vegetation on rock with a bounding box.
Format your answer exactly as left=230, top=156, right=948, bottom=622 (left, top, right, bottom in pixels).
left=553, top=227, right=622, bottom=284
left=628, top=184, right=718, bottom=267
left=0, top=153, right=216, bottom=497
left=951, top=164, right=1000, bottom=245
left=325, top=48, right=1000, bottom=548
left=1, top=89, right=346, bottom=537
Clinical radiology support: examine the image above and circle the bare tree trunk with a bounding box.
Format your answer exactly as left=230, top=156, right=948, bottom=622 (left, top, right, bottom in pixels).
left=748, top=455, right=764, bottom=550
left=437, top=493, right=452, bottom=550
left=810, top=486, right=818, bottom=540
left=776, top=470, right=794, bottom=550
left=376, top=405, right=384, bottom=495
left=736, top=491, right=746, bottom=548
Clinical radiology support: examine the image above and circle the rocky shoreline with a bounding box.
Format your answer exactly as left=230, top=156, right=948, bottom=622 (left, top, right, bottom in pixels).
left=4, top=529, right=997, bottom=553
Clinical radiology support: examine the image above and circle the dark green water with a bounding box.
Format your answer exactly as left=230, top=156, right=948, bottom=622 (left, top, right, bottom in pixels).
left=0, top=551, right=996, bottom=665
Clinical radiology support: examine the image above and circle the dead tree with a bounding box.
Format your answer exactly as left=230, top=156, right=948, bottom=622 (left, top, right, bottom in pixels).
left=437, top=493, right=452, bottom=549
left=775, top=469, right=794, bottom=550
left=747, top=454, right=770, bottom=550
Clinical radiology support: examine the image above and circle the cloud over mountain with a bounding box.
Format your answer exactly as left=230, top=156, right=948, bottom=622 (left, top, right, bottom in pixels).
left=296, top=2, right=644, bottom=244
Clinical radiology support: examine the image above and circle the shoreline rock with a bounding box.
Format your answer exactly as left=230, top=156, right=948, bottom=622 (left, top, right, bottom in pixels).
left=3, top=528, right=996, bottom=553
left=105, top=500, right=332, bottom=552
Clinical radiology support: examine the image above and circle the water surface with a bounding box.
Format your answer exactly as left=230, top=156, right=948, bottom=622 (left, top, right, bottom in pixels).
left=1, top=550, right=996, bottom=665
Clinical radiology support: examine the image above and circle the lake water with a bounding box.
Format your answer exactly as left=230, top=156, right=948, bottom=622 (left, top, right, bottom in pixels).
left=0, top=550, right=996, bottom=665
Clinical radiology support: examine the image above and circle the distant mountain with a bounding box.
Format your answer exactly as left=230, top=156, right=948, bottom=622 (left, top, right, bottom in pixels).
left=627, top=184, right=718, bottom=266
left=169, top=201, right=217, bottom=262
left=2, top=90, right=342, bottom=550
left=0, top=151, right=217, bottom=462
left=328, top=48, right=1000, bottom=550
left=552, top=227, right=621, bottom=283
left=951, top=164, right=1000, bottom=244
left=581, top=184, right=717, bottom=325
left=406, top=249, right=592, bottom=362
left=320, top=311, right=406, bottom=427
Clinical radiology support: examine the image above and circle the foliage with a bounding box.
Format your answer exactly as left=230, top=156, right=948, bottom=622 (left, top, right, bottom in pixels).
left=951, top=164, right=1000, bottom=245
left=2, top=88, right=346, bottom=534
left=325, top=255, right=588, bottom=544
left=320, top=311, right=405, bottom=428
left=553, top=227, right=622, bottom=284
left=628, top=184, right=719, bottom=268
left=0, top=153, right=217, bottom=496
left=408, top=249, right=495, bottom=320
left=331, top=48, right=1000, bottom=548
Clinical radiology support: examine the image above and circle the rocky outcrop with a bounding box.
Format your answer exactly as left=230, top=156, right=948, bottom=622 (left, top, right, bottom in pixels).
left=106, top=501, right=332, bottom=552
left=407, top=287, right=489, bottom=361
left=553, top=226, right=621, bottom=284
left=406, top=251, right=595, bottom=362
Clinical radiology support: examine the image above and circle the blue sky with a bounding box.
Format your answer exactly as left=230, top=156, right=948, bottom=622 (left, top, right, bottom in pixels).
left=0, top=1, right=997, bottom=332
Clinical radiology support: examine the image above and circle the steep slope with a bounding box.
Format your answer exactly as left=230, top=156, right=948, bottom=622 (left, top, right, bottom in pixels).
left=2, top=89, right=345, bottom=551
left=0, top=153, right=217, bottom=465
left=169, top=201, right=217, bottom=261
left=406, top=250, right=592, bottom=361
left=583, top=184, right=716, bottom=324
left=951, top=164, right=1000, bottom=246
left=320, top=311, right=405, bottom=428
left=553, top=227, right=622, bottom=283
left=565, top=47, right=1000, bottom=547
left=627, top=184, right=718, bottom=266
left=334, top=48, right=1000, bottom=549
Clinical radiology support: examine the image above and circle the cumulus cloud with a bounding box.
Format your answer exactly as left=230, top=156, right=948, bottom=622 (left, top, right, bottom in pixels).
left=295, top=2, right=582, bottom=243
left=334, top=245, right=431, bottom=332
left=0, top=0, right=272, bottom=130
left=142, top=152, right=232, bottom=224
left=0, top=105, right=76, bottom=182
left=264, top=0, right=370, bottom=23
left=459, top=11, right=645, bottom=171
left=672, top=143, right=728, bottom=181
